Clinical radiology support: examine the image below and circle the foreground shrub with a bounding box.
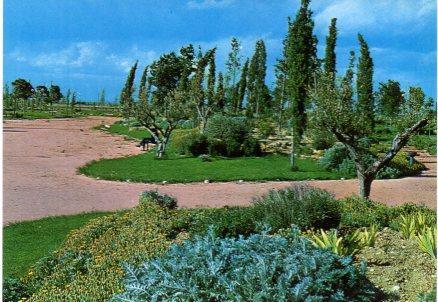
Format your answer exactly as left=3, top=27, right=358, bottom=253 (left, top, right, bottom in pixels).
left=140, top=190, right=177, bottom=210
left=339, top=196, right=393, bottom=228
left=169, top=205, right=259, bottom=239
left=112, top=229, right=375, bottom=301
left=418, top=287, right=437, bottom=302
left=252, top=185, right=341, bottom=231
left=3, top=277, right=30, bottom=302
left=24, top=201, right=175, bottom=301
left=318, top=143, right=349, bottom=171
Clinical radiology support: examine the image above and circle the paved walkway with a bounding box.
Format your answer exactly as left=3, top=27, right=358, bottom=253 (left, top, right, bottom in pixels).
left=3, top=117, right=436, bottom=225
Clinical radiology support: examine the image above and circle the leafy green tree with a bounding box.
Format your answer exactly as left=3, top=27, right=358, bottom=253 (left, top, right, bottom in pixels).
left=272, top=69, right=287, bottom=130
left=206, top=50, right=216, bottom=106
left=376, top=80, right=404, bottom=117
left=357, top=34, right=374, bottom=129
left=49, top=84, right=63, bottom=103
left=324, top=18, right=337, bottom=81
left=120, top=61, right=138, bottom=118
left=312, top=52, right=429, bottom=199
left=282, top=0, right=318, bottom=169
left=33, top=85, right=48, bottom=111
left=3, top=84, right=13, bottom=110
left=12, top=78, right=34, bottom=100
left=12, top=78, right=34, bottom=115
left=225, top=37, right=242, bottom=111
left=135, top=47, right=194, bottom=158
left=247, top=40, right=269, bottom=117
left=237, top=59, right=249, bottom=112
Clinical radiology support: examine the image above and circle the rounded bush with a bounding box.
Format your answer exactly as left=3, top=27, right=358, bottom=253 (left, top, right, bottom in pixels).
left=140, top=191, right=177, bottom=210
left=319, top=142, right=350, bottom=171
left=112, top=230, right=375, bottom=301
left=172, top=129, right=208, bottom=156
left=252, top=186, right=341, bottom=231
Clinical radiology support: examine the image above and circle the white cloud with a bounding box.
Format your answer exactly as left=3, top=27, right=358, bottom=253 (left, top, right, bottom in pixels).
left=314, top=0, right=435, bottom=34
left=32, top=41, right=106, bottom=67
left=187, top=0, right=234, bottom=10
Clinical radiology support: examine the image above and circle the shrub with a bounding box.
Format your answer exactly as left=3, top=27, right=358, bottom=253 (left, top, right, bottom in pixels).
left=112, top=230, right=375, bottom=301
left=172, top=206, right=259, bottom=238
left=254, top=117, right=276, bottom=138
left=171, top=129, right=208, bottom=156
left=241, top=136, right=262, bottom=156
left=205, top=115, right=252, bottom=157
left=418, top=287, right=437, bottom=302
left=339, top=196, right=393, bottom=228
left=319, top=142, right=350, bottom=170
left=24, top=202, right=175, bottom=301
left=3, top=277, right=30, bottom=302
left=252, top=186, right=341, bottom=231
left=140, top=191, right=177, bottom=210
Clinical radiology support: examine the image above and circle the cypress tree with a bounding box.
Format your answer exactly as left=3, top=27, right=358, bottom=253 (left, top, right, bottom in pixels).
left=237, top=59, right=249, bottom=112
left=283, top=0, right=317, bottom=168
left=138, top=66, right=148, bottom=100
left=324, top=18, right=337, bottom=81
left=225, top=37, right=242, bottom=111
left=207, top=50, right=216, bottom=105
left=216, top=72, right=226, bottom=111
left=247, top=40, right=269, bottom=116
left=120, top=61, right=138, bottom=118
left=357, top=34, right=374, bottom=129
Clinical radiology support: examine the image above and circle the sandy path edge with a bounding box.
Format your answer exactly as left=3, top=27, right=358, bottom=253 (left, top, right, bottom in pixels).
left=3, top=117, right=436, bottom=225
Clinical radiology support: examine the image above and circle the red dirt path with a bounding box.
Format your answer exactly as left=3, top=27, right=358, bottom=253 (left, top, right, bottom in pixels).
left=3, top=117, right=436, bottom=225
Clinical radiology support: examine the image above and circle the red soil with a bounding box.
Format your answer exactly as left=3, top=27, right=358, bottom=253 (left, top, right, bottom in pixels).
left=3, top=117, right=436, bottom=225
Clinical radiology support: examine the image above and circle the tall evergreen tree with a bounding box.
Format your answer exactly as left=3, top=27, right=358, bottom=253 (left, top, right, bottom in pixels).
left=247, top=40, right=269, bottom=116
left=237, top=59, right=249, bottom=112
left=216, top=72, right=226, bottom=111
left=282, top=0, right=318, bottom=168
left=225, top=37, right=242, bottom=111
left=377, top=80, right=404, bottom=117
left=120, top=61, right=138, bottom=118
left=206, top=51, right=216, bottom=105
left=324, top=18, right=337, bottom=81
left=138, top=66, right=149, bottom=100
left=357, top=34, right=374, bottom=129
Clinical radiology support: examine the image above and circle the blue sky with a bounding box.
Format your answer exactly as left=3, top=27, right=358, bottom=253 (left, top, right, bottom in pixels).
left=4, top=0, right=436, bottom=102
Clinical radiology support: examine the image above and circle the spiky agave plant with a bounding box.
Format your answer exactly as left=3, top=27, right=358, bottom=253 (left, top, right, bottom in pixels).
left=310, top=229, right=359, bottom=256
left=416, top=227, right=437, bottom=259
left=399, top=214, right=419, bottom=239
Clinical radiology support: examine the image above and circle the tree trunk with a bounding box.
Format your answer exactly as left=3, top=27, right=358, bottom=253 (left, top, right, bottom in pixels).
left=290, top=126, right=297, bottom=170
left=358, top=172, right=374, bottom=199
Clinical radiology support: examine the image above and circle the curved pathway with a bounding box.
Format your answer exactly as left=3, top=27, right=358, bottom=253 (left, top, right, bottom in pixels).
left=4, top=117, right=436, bottom=225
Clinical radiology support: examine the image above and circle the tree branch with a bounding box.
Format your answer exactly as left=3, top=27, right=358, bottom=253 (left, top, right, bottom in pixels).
left=367, top=118, right=428, bottom=175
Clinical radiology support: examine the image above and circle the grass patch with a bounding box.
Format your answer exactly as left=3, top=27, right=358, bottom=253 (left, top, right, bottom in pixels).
left=409, top=135, right=437, bottom=155
left=102, top=122, right=151, bottom=140
left=79, top=152, right=343, bottom=183
left=3, top=212, right=111, bottom=278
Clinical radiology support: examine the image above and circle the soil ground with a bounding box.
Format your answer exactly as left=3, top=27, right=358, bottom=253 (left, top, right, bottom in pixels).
left=3, top=117, right=436, bottom=225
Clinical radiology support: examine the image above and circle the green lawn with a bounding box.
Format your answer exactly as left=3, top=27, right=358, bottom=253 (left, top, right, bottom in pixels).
left=79, top=152, right=343, bottom=183
left=83, top=122, right=344, bottom=183
left=3, top=212, right=111, bottom=278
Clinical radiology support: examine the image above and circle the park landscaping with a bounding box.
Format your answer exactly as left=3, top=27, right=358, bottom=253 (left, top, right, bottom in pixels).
left=4, top=189, right=436, bottom=301
left=4, top=0, right=436, bottom=301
